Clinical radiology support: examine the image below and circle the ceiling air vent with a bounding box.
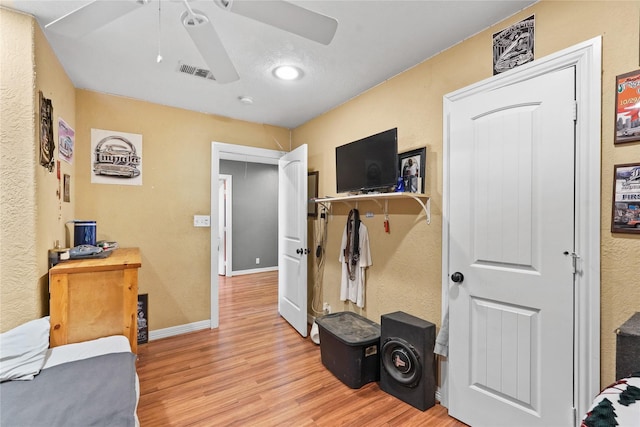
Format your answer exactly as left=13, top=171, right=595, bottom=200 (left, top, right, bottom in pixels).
left=177, top=62, right=215, bottom=81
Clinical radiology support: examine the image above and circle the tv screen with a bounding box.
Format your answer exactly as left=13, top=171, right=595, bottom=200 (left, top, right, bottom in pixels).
left=335, top=128, right=398, bottom=194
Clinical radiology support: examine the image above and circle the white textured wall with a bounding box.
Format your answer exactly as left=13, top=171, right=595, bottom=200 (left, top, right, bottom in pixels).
left=0, top=8, right=39, bottom=331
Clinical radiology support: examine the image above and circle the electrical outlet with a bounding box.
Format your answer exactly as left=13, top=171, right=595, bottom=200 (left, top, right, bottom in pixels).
left=256, top=258, right=260, bottom=264
left=323, top=302, right=331, bottom=314
left=193, top=215, right=210, bottom=227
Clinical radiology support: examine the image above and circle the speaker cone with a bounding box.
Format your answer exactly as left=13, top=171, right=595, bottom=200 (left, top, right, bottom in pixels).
left=381, top=337, right=421, bottom=387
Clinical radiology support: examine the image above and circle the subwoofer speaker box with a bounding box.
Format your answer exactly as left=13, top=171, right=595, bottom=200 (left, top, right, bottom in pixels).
left=380, top=311, right=436, bottom=411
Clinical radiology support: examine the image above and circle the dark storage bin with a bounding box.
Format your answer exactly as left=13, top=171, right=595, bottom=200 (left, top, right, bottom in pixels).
left=616, top=312, right=640, bottom=379
left=315, top=311, right=381, bottom=389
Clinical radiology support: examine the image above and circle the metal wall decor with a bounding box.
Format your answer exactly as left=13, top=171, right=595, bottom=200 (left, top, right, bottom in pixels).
left=39, top=92, right=55, bottom=172
left=492, top=15, right=535, bottom=75
left=90, top=129, right=143, bottom=186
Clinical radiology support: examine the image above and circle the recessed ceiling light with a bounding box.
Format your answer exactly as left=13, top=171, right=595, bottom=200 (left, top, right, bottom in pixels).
left=273, top=65, right=303, bottom=81
left=238, top=96, right=254, bottom=105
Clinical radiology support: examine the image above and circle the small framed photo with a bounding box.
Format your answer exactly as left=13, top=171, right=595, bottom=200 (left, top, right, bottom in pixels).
left=63, top=174, right=71, bottom=203
left=399, top=148, right=426, bottom=193
left=614, top=70, right=640, bottom=144
left=612, top=163, right=640, bottom=234
left=308, top=171, right=319, bottom=218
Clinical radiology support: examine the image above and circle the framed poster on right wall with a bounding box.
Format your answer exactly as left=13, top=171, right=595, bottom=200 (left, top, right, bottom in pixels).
left=614, top=69, right=640, bottom=144
left=612, top=163, right=640, bottom=234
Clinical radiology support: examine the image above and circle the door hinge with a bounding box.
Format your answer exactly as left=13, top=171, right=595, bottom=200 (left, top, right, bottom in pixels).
left=572, top=406, right=577, bottom=425
left=572, top=100, right=578, bottom=122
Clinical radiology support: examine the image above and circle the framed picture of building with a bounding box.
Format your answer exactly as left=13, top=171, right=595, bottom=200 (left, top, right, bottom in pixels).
left=612, top=163, right=640, bottom=234
left=614, top=70, right=640, bottom=144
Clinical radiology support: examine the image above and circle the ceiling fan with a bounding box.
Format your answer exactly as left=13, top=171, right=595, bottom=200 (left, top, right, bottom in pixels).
left=44, top=0, right=338, bottom=84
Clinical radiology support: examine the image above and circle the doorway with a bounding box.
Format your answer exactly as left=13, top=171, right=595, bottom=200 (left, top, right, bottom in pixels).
left=211, top=143, right=283, bottom=328
left=210, top=142, right=308, bottom=336
left=442, top=37, right=601, bottom=425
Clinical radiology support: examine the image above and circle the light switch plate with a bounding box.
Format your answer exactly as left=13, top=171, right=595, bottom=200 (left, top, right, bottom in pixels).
left=194, top=215, right=211, bottom=227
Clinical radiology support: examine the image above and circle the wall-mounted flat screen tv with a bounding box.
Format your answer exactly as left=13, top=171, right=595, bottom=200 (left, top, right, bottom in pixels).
left=335, top=128, right=398, bottom=194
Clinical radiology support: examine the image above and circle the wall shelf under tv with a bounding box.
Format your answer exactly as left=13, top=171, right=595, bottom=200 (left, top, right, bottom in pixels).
left=314, top=192, right=430, bottom=224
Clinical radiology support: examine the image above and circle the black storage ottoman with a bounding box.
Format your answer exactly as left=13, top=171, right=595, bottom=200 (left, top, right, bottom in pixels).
left=315, top=311, right=381, bottom=389
left=616, top=312, right=640, bottom=379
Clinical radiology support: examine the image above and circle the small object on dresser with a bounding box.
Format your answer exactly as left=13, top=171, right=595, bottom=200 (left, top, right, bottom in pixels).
left=96, top=240, right=119, bottom=251
left=69, top=245, right=106, bottom=259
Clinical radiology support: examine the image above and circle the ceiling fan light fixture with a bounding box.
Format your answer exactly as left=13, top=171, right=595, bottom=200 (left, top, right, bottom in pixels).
left=181, top=10, right=209, bottom=28
left=273, top=65, right=303, bottom=81
left=238, top=96, right=254, bottom=105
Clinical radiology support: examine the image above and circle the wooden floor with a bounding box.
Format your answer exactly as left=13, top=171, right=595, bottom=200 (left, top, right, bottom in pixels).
left=136, top=271, right=468, bottom=426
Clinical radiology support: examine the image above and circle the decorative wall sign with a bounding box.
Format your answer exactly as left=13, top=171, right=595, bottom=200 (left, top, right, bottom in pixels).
left=58, top=118, right=74, bottom=163
left=492, top=15, right=535, bottom=75
left=39, top=92, right=55, bottom=172
left=614, top=69, right=640, bottom=144
left=137, top=294, right=148, bottom=344
left=612, top=163, right=640, bottom=234
left=90, top=129, right=143, bottom=186
left=399, top=147, right=426, bottom=193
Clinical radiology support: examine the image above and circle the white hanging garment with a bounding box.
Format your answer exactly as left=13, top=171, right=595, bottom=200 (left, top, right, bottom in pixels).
left=339, top=209, right=371, bottom=308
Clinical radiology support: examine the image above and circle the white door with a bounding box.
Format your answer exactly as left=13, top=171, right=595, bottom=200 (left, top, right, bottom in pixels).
left=278, top=144, right=308, bottom=337
left=448, top=67, right=576, bottom=426
left=218, top=175, right=232, bottom=276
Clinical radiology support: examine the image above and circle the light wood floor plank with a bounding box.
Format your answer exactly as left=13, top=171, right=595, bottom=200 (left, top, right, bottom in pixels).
left=136, top=271, right=467, bottom=426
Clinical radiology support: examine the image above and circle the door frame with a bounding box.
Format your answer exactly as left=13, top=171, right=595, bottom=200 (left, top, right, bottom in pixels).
left=441, top=36, right=601, bottom=423
left=211, top=142, right=284, bottom=328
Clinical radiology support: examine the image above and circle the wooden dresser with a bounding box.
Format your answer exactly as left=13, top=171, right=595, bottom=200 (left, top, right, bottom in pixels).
left=48, top=247, right=141, bottom=353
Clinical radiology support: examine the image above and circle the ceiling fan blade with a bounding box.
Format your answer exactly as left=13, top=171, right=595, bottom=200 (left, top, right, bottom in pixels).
left=181, top=10, right=239, bottom=84
left=225, top=0, right=338, bottom=45
left=45, top=0, right=148, bottom=38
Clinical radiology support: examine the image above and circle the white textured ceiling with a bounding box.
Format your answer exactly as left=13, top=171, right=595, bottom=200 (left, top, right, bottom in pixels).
left=2, top=0, right=537, bottom=128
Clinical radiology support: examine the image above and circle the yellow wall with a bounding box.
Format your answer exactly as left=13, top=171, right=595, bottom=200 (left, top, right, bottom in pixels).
left=34, top=19, right=77, bottom=313
left=2, top=1, right=640, bottom=388
left=0, top=8, right=75, bottom=330
left=74, top=91, right=289, bottom=330
left=294, top=0, right=640, bottom=386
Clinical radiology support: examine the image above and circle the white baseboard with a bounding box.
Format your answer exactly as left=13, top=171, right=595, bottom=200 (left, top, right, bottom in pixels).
left=148, top=320, right=211, bottom=341
left=436, top=387, right=443, bottom=404
left=231, top=266, right=278, bottom=276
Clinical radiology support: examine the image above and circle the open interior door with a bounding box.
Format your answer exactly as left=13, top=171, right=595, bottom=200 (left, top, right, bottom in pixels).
left=278, top=144, right=308, bottom=336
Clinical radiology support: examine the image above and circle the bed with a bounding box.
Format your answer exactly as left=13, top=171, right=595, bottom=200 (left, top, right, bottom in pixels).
left=581, top=372, right=640, bottom=427
left=0, top=317, right=139, bottom=427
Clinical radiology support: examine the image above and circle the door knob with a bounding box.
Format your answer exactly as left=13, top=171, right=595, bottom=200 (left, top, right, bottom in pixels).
left=451, top=272, right=464, bottom=283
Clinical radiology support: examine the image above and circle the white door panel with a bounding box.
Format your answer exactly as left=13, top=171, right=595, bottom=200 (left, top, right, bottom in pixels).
left=278, top=145, right=308, bottom=337
left=448, top=67, right=575, bottom=426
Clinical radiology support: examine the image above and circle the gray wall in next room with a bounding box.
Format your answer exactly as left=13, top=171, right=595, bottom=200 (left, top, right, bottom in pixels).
left=220, top=160, right=278, bottom=272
